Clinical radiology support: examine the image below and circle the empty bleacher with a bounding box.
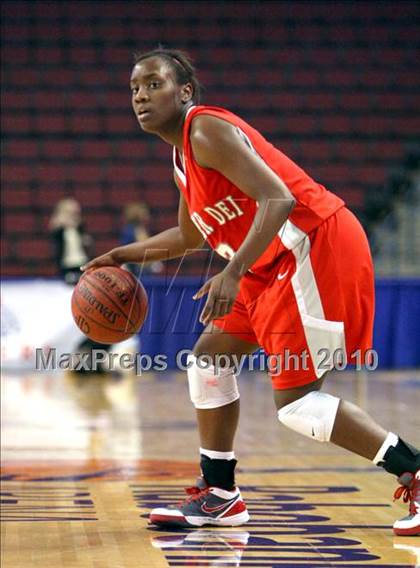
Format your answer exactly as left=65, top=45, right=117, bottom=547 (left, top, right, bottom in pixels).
left=2, top=0, right=419, bottom=276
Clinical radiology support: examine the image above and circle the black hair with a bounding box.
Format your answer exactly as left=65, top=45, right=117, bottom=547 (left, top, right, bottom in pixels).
left=133, top=48, right=202, bottom=104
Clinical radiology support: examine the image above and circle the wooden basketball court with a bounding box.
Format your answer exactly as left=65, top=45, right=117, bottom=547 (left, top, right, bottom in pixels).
left=1, top=368, right=419, bottom=567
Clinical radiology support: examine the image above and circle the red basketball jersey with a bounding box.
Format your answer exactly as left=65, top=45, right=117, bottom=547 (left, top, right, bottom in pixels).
left=173, top=105, right=344, bottom=271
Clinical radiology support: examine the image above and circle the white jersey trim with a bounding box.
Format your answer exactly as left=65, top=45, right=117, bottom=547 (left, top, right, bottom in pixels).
left=173, top=147, right=187, bottom=187
left=172, top=106, right=196, bottom=188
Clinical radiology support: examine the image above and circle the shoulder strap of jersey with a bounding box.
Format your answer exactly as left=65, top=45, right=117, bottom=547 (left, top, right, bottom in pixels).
left=183, top=105, right=241, bottom=142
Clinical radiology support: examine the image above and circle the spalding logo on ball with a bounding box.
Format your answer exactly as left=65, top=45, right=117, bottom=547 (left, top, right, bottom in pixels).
left=71, top=266, right=148, bottom=343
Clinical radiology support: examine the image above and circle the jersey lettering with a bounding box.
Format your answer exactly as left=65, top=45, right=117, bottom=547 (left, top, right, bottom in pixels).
left=214, top=200, right=237, bottom=221
left=191, top=212, right=214, bottom=238
left=225, top=195, right=244, bottom=217
left=204, top=206, right=226, bottom=225
left=194, top=195, right=245, bottom=233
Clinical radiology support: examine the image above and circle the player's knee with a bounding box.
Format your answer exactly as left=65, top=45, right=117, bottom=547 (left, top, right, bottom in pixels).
left=187, top=353, right=239, bottom=409
left=277, top=391, right=340, bottom=442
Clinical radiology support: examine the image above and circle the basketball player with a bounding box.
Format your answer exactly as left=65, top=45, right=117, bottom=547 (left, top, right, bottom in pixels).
left=82, top=49, right=419, bottom=535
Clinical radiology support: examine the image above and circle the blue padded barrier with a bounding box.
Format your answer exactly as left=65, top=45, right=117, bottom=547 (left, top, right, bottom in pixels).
left=138, top=277, right=420, bottom=370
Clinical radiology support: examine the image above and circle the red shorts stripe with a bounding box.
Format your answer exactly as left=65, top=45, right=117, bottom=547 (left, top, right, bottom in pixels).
left=213, top=207, right=375, bottom=389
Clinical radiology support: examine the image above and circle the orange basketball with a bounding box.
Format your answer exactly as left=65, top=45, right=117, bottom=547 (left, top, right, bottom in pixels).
left=71, top=267, right=148, bottom=344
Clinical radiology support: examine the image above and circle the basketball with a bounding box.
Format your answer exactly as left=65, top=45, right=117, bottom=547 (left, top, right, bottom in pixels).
left=71, top=267, right=148, bottom=344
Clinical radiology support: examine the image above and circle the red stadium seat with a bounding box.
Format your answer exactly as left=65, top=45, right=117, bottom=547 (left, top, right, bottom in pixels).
left=155, top=211, right=178, bottom=229
left=103, top=91, right=128, bottom=109
left=41, top=141, right=76, bottom=160
left=356, top=164, right=388, bottom=185
left=79, top=69, right=111, bottom=86
left=42, top=68, right=76, bottom=87
left=301, top=93, right=338, bottom=112
left=83, top=211, right=116, bottom=233
left=35, top=46, right=63, bottom=64
left=106, top=164, right=138, bottom=184
left=69, top=47, right=98, bottom=64
left=337, top=188, right=364, bottom=208
left=36, top=188, right=69, bottom=205
left=338, top=93, right=373, bottom=111
left=36, top=164, right=68, bottom=183
left=284, top=116, right=319, bottom=134
left=114, top=140, right=150, bottom=160
left=2, top=189, right=33, bottom=207
left=334, top=141, right=370, bottom=161
left=67, top=92, right=101, bottom=110
left=1, top=22, right=30, bottom=40
left=72, top=187, right=104, bottom=207
left=34, top=91, right=66, bottom=110
left=70, top=164, right=103, bottom=184
left=2, top=114, right=33, bottom=133
left=104, top=114, right=137, bottom=134
left=300, top=140, right=335, bottom=161
left=369, top=141, right=403, bottom=161
left=2, top=164, right=34, bottom=184
left=1, top=91, right=28, bottom=110
left=5, top=214, right=36, bottom=234
left=70, top=115, right=101, bottom=133
left=136, top=164, right=173, bottom=184
left=5, top=140, right=39, bottom=159
left=35, top=114, right=66, bottom=133
left=1, top=263, right=33, bottom=277
left=95, top=24, right=126, bottom=41
left=319, top=116, right=354, bottom=134
left=16, top=238, right=52, bottom=260
left=395, top=71, right=420, bottom=87
left=107, top=188, right=140, bottom=206
left=95, top=237, right=119, bottom=253
left=103, top=47, right=131, bottom=65
left=80, top=141, right=113, bottom=160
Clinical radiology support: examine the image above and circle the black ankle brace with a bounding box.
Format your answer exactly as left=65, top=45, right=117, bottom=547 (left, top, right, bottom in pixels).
left=380, top=438, right=420, bottom=477
left=200, top=454, right=237, bottom=490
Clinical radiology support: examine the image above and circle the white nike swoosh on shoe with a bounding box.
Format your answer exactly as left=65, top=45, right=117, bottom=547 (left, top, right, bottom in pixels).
left=201, top=497, right=237, bottom=514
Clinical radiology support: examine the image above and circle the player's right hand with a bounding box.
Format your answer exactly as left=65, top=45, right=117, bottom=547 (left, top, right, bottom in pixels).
left=80, top=249, right=122, bottom=272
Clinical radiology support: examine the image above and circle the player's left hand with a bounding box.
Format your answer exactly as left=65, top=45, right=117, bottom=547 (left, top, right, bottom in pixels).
left=193, top=270, right=240, bottom=326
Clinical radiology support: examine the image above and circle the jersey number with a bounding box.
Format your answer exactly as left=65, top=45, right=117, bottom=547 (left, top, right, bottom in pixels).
left=215, top=243, right=236, bottom=260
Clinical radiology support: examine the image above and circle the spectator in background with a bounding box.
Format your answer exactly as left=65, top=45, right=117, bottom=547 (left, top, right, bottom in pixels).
left=49, top=198, right=93, bottom=286
left=120, top=202, right=163, bottom=276
left=49, top=197, right=110, bottom=374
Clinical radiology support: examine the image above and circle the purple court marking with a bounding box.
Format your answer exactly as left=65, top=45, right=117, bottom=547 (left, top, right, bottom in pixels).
left=1, top=517, right=98, bottom=522
left=0, top=486, right=89, bottom=490
left=19, top=468, right=123, bottom=482
left=238, top=467, right=380, bottom=473
left=167, top=564, right=411, bottom=568
left=165, top=550, right=382, bottom=562
left=0, top=486, right=97, bottom=522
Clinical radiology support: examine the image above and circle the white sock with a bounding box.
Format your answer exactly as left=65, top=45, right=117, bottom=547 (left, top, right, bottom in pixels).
left=200, top=447, right=236, bottom=460
left=372, top=432, right=399, bottom=465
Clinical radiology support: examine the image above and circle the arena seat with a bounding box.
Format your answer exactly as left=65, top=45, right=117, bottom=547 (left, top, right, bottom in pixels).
left=5, top=140, right=39, bottom=159
left=35, top=114, right=67, bottom=134
left=3, top=188, right=33, bottom=207
left=79, top=140, right=113, bottom=160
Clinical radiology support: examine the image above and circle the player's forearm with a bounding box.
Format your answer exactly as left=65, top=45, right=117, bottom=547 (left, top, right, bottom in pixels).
left=225, top=197, right=295, bottom=278
left=112, top=226, right=197, bottom=264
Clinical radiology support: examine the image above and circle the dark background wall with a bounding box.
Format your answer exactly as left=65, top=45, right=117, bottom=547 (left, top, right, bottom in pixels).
left=2, top=0, right=419, bottom=276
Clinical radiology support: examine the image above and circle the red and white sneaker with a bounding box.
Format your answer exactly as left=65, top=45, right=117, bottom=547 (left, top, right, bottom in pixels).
left=393, top=470, right=420, bottom=536
left=149, top=482, right=249, bottom=528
